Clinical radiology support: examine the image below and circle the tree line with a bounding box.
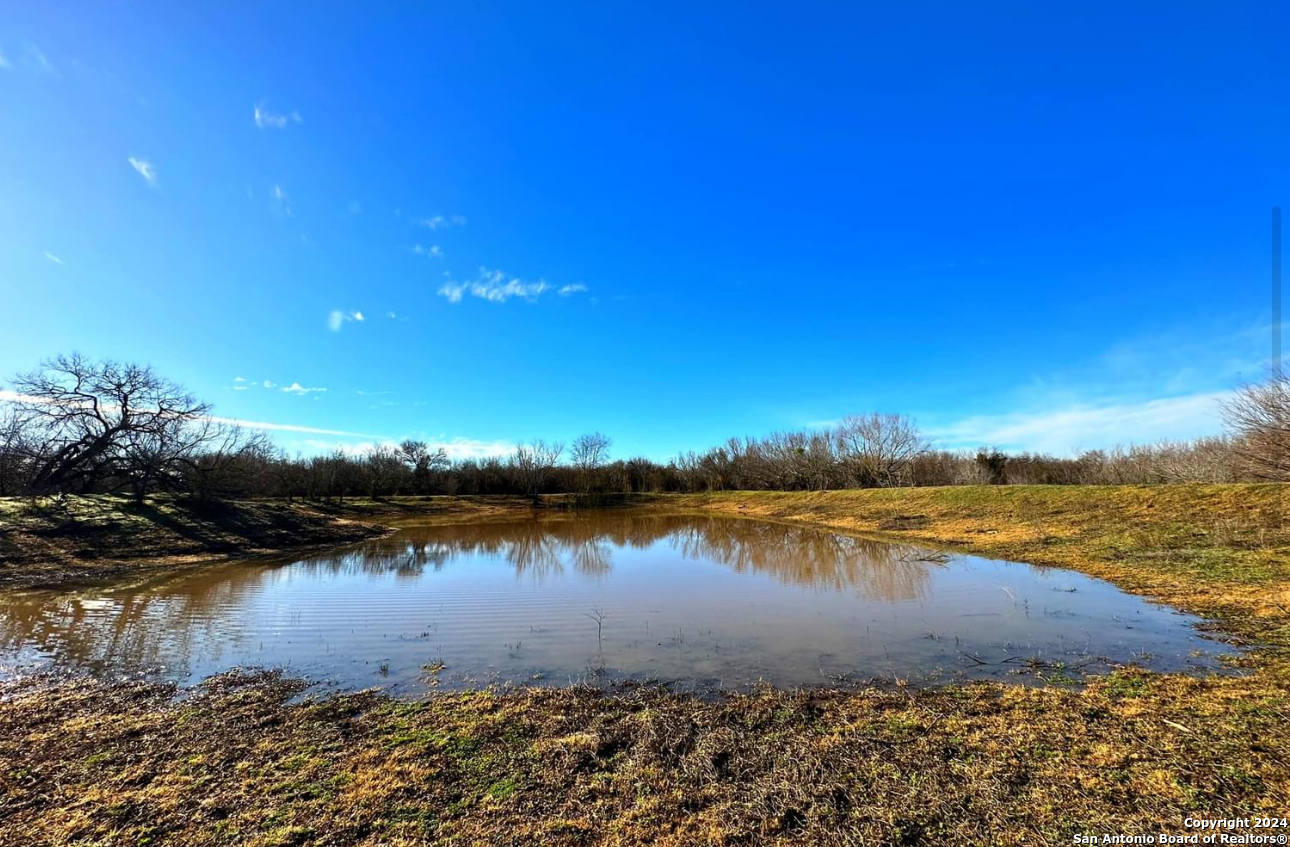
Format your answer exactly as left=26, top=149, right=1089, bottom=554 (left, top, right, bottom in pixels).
left=1, top=353, right=1285, bottom=502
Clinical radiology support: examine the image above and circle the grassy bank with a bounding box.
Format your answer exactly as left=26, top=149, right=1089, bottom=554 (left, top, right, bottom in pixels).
left=2, top=663, right=1286, bottom=845
left=1, top=485, right=1288, bottom=844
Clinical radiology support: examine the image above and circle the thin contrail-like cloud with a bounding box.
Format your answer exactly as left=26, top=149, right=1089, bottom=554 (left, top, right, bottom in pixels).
left=0, top=390, right=380, bottom=440
left=204, top=415, right=380, bottom=439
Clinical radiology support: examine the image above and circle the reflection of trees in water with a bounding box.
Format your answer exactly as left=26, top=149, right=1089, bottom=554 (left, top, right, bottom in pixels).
left=288, top=523, right=615, bottom=581
left=667, top=517, right=932, bottom=601
left=291, top=541, right=455, bottom=578
left=0, top=514, right=934, bottom=676
left=309, top=514, right=932, bottom=600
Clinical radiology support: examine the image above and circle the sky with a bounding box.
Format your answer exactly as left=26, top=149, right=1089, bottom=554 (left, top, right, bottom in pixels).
left=0, top=2, right=1285, bottom=461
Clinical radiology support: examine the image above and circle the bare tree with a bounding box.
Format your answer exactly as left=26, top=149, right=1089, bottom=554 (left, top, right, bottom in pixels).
left=11, top=354, right=216, bottom=498
left=270, top=451, right=307, bottom=503
left=122, top=413, right=221, bottom=501
left=0, top=403, right=33, bottom=496
left=310, top=449, right=365, bottom=503
left=802, top=429, right=839, bottom=490
left=395, top=439, right=449, bottom=494
left=1224, top=368, right=1290, bottom=481
left=182, top=427, right=275, bottom=502
left=512, top=439, right=564, bottom=500
left=570, top=432, right=611, bottom=494
left=673, top=450, right=704, bottom=492
left=361, top=443, right=405, bottom=495
left=835, top=413, right=928, bottom=487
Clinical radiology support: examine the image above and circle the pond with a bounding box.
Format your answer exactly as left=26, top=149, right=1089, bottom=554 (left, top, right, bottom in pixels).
left=0, top=512, right=1239, bottom=692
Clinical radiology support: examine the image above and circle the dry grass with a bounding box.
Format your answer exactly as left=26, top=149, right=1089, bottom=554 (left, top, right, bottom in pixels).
left=1, top=664, right=1286, bottom=846
left=1, top=485, right=1288, bottom=844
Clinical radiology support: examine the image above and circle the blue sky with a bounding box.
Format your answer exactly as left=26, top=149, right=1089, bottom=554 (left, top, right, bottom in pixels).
left=1, top=2, right=1285, bottom=460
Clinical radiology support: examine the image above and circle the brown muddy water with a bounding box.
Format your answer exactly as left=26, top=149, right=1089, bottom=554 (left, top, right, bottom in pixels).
left=0, top=513, right=1239, bottom=693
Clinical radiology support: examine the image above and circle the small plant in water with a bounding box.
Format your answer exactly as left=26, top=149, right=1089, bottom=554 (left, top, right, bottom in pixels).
left=584, top=607, right=607, bottom=647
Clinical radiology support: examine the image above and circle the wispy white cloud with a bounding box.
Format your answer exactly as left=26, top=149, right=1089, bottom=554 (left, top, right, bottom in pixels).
left=985, top=317, right=1283, bottom=418
left=0, top=44, right=56, bottom=74
left=253, top=101, right=302, bottom=129
left=327, top=310, right=365, bottom=331
left=433, top=437, right=516, bottom=460
left=128, top=157, right=157, bottom=186
left=22, top=44, right=55, bottom=75
left=0, top=388, right=379, bottom=440
left=347, top=201, right=362, bottom=215
left=281, top=382, right=327, bottom=396
left=0, top=390, right=47, bottom=404
left=412, top=214, right=467, bottom=230
left=207, top=416, right=379, bottom=439
left=413, top=243, right=442, bottom=258
left=928, top=391, right=1233, bottom=455
left=438, top=267, right=588, bottom=305
left=915, top=317, right=1283, bottom=455
left=271, top=184, right=291, bottom=216
left=230, top=377, right=328, bottom=395
left=298, top=440, right=391, bottom=457
left=299, top=436, right=515, bottom=460
left=43, top=251, right=64, bottom=265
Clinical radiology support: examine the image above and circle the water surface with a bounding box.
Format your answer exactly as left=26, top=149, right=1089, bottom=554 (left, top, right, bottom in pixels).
left=0, top=513, right=1237, bottom=692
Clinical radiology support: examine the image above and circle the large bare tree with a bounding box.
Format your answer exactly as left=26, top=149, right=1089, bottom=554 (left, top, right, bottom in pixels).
left=12, top=353, right=217, bottom=497
left=395, top=439, right=449, bottom=494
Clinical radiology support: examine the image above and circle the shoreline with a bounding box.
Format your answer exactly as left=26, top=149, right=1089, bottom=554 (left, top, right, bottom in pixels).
left=2, top=486, right=1286, bottom=639
left=1, top=485, right=1287, bottom=843
left=1, top=486, right=1285, bottom=643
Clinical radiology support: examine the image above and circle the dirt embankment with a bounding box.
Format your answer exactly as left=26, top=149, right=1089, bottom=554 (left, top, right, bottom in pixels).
left=0, top=495, right=541, bottom=588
